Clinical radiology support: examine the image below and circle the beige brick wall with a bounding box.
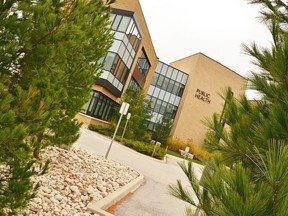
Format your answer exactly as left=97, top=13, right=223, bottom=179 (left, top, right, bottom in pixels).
left=170, top=53, right=247, bottom=146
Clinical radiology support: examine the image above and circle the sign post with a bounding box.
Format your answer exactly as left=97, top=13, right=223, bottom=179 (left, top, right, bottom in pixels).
left=105, top=102, right=130, bottom=159
left=120, top=112, right=131, bottom=143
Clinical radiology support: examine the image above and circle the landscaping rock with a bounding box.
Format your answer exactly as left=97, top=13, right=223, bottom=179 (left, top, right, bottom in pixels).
left=26, top=146, right=139, bottom=215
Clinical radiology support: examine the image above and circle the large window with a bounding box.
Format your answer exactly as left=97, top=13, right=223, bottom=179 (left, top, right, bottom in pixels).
left=110, top=13, right=142, bottom=51
left=98, top=10, right=143, bottom=95
left=137, top=49, right=151, bottom=76
left=146, top=61, right=188, bottom=131
left=81, top=91, right=118, bottom=122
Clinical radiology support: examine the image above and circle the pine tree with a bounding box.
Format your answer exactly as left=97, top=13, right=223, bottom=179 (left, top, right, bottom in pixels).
left=169, top=1, right=288, bottom=215
left=119, top=89, right=152, bottom=140
left=152, top=110, right=173, bottom=145
left=0, top=0, right=114, bottom=214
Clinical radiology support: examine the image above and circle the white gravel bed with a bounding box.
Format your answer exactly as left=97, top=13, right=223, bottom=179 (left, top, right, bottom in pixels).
left=26, top=146, right=139, bottom=215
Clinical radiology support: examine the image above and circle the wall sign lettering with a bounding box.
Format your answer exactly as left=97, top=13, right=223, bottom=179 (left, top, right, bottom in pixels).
left=195, top=89, right=211, bottom=104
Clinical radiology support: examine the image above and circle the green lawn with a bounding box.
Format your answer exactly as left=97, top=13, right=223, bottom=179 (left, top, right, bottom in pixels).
left=165, top=149, right=203, bottom=165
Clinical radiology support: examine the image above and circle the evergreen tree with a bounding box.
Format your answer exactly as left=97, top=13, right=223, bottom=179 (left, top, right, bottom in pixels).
left=0, top=0, right=114, bottom=214
left=152, top=110, right=173, bottom=145
left=169, top=1, right=288, bottom=215
left=119, top=89, right=152, bottom=140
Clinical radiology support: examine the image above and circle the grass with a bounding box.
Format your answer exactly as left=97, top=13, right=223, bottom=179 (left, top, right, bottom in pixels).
left=165, top=149, right=203, bottom=165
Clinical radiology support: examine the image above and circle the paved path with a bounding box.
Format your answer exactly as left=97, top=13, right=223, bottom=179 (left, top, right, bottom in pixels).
left=73, top=127, right=203, bottom=216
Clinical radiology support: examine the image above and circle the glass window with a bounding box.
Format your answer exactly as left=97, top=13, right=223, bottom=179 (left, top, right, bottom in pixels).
left=123, top=35, right=129, bottom=46
left=154, top=100, right=162, bottom=113
left=88, top=96, right=96, bottom=113
left=122, top=50, right=129, bottom=65
left=118, top=16, right=131, bottom=32
left=178, top=84, right=185, bottom=97
left=83, top=91, right=118, bottom=122
left=110, top=40, right=121, bottom=53
left=110, top=54, right=120, bottom=73
left=114, top=32, right=124, bottom=40
left=162, top=77, right=170, bottom=91
left=137, top=49, right=151, bottom=76
left=109, top=14, right=116, bottom=25
left=172, top=82, right=180, bottom=95
left=171, top=69, right=178, bottom=80
left=169, top=94, right=176, bottom=104
left=127, top=42, right=133, bottom=53
left=159, top=101, right=167, bottom=114
left=127, top=56, right=133, bottom=68
left=181, top=73, right=188, bottom=84
left=156, top=74, right=164, bottom=87
left=118, top=43, right=126, bottom=58
left=176, top=72, right=183, bottom=83
left=116, top=62, right=128, bottom=82
left=160, top=64, right=168, bottom=76
left=111, top=15, right=122, bottom=30
left=166, top=67, right=173, bottom=78
left=153, top=87, right=160, bottom=98
left=147, top=86, right=155, bottom=96
left=155, top=62, right=163, bottom=73
left=126, top=18, right=134, bottom=34
left=163, top=92, right=171, bottom=102
left=104, top=52, right=116, bottom=71
left=151, top=112, right=158, bottom=122
left=167, top=80, right=175, bottom=93
left=174, top=96, right=180, bottom=106
left=151, top=73, right=159, bottom=86
left=150, top=97, right=156, bottom=109
left=159, top=89, right=165, bottom=99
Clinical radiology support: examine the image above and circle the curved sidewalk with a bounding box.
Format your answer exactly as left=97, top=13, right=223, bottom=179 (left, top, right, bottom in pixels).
left=74, top=127, right=203, bottom=216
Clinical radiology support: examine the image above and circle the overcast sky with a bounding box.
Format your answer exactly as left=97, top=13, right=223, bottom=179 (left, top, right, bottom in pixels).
left=138, top=0, right=272, bottom=83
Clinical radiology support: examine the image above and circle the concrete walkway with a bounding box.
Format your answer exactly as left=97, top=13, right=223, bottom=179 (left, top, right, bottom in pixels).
left=73, top=127, right=203, bottom=216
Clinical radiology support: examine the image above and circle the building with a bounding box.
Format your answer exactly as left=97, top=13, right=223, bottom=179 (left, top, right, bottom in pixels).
left=76, top=0, right=248, bottom=146
left=75, top=0, right=158, bottom=127
left=147, top=53, right=247, bottom=146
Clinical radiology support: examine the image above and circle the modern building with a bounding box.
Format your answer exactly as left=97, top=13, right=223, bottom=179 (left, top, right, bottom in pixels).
left=76, top=0, right=158, bottom=127
left=76, top=0, right=248, bottom=146
left=147, top=53, right=247, bottom=146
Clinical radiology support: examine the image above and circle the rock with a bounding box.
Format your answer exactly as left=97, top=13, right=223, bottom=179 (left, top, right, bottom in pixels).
left=33, top=197, right=42, bottom=204
left=96, top=184, right=106, bottom=192
left=26, top=146, right=139, bottom=215
left=42, top=187, right=52, bottom=194
left=86, top=186, right=95, bottom=195
left=112, top=182, right=120, bottom=189
left=54, top=194, right=62, bottom=201
left=70, top=185, right=79, bottom=192
left=81, top=195, right=89, bottom=202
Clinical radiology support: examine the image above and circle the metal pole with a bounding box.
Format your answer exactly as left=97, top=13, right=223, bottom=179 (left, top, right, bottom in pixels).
left=120, top=115, right=130, bottom=143
left=105, top=114, right=123, bottom=159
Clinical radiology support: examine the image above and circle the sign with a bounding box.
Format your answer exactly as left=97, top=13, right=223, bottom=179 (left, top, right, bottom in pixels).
left=126, top=113, right=131, bottom=120
left=119, top=102, right=130, bottom=115
left=195, top=88, right=211, bottom=104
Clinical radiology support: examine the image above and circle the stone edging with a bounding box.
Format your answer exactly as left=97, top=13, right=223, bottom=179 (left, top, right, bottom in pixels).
left=87, top=172, right=145, bottom=216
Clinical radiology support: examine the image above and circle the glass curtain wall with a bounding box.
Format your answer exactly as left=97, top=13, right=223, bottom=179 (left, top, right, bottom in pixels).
left=81, top=91, right=118, bottom=122
left=99, top=10, right=142, bottom=93
left=146, top=61, right=188, bottom=131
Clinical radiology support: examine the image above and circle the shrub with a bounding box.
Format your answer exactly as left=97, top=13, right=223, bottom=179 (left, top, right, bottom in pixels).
left=121, top=138, right=166, bottom=160
left=88, top=124, right=114, bottom=137
left=167, top=138, right=213, bottom=161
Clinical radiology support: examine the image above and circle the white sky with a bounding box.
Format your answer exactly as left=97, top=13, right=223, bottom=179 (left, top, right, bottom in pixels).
left=138, top=0, right=272, bottom=89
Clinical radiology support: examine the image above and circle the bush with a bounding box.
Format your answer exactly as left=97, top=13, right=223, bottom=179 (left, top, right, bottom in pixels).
left=167, top=138, right=213, bottom=161
left=88, top=124, right=114, bottom=137
left=121, top=138, right=166, bottom=160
